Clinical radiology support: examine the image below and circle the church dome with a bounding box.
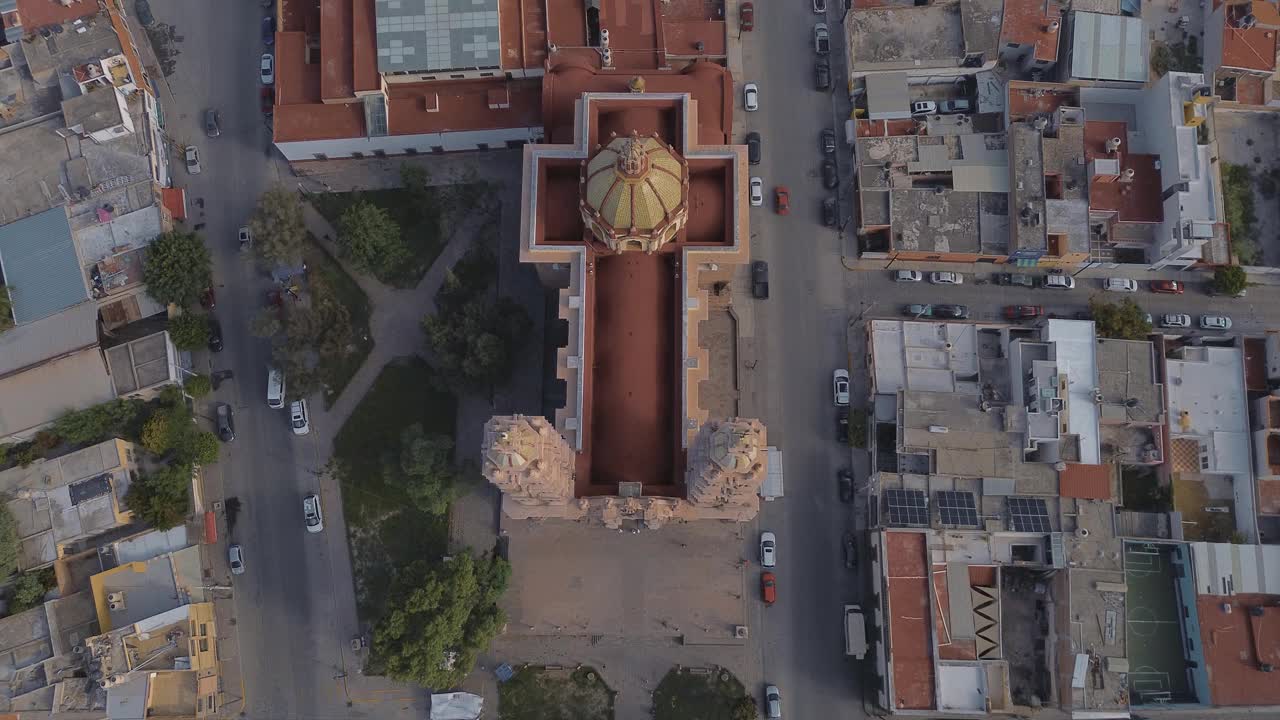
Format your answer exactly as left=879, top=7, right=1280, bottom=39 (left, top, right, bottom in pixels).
left=580, top=132, right=689, bottom=253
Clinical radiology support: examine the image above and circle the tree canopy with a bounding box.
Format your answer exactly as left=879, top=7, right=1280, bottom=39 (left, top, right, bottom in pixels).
left=167, top=312, right=210, bottom=350
left=1212, top=265, right=1248, bottom=296
left=369, top=551, right=510, bottom=689
left=1089, top=297, right=1151, bottom=340
left=337, top=201, right=410, bottom=279
left=265, top=274, right=354, bottom=398
left=125, top=462, right=191, bottom=530
left=51, top=399, right=146, bottom=446
left=0, top=285, right=13, bottom=335
left=0, top=505, right=19, bottom=577
left=142, top=231, right=211, bottom=308
left=383, top=424, right=457, bottom=515
left=249, top=187, right=307, bottom=264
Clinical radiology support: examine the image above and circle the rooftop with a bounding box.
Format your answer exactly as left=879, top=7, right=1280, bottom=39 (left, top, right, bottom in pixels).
left=883, top=531, right=935, bottom=710
left=1000, top=0, right=1063, bottom=63
left=1095, top=338, right=1163, bottom=425
left=102, top=330, right=174, bottom=396
left=848, top=0, right=1003, bottom=72
left=0, top=344, right=115, bottom=442
left=0, top=300, right=98, bottom=377
left=89, top=545, right=205, bottom=631
left=1191, top=542, right=1280, bottom=705
left=1166, top=346, right=1249, bottom=464
left=1084, top=120, right=1163, bottom=223
left=374, top=0, right=501, bottom=73
left=1070, top=11, right=1147, bottom=83
left=1222, top=1, right=1280, bottom=72
left=0, top=208, right=87, bottom=325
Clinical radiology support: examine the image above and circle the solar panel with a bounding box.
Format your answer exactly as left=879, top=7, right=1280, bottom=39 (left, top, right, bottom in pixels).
left=937, top=490, right=979, bottom=527
left=885, top=489, right=928, bottom=527
left=1008, top=497, right=1051, bottom=533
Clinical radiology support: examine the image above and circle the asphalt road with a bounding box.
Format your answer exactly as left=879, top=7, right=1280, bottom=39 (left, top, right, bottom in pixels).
left=141, top=2, right=371, bottom=718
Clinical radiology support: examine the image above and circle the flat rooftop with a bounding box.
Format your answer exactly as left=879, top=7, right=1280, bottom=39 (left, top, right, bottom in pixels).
left=869, top=319, right=984, bottom=395
left=374, top=0, right=501, bottom=73
left=1095, top=338, right=1162, bottom=424
left=1070, top=11, right=1146, bottom=83
left=884, top=531, right=935, bottom=710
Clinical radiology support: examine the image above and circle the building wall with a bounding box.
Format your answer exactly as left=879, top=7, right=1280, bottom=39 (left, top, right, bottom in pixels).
left=277, top=125, right=544, bottom=161
left=1203, top=2, right=1227, bottom=83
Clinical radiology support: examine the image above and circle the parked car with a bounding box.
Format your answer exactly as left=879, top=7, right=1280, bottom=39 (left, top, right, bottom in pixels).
left=833, top=369, right=850, bottom=406
left=207, top=316, right=224, bottom=352
left=1160, top=313, right=1192, bottom=329
left=1149, top=279, right=1184, bottom=294
left=262, top=16, right=276, bottom=45
left=290, top=399, right=311, bottom=435
left=1104, top=277, right=1138, bottom=292
left=228, top=544, right=245, bottom=575
left=995, top=272, right=1034, bottom=287
left=822, top=197, right=836, bottom=227
left=820, top=128, right=836, bottom=154
left=765, top=686, right=782, bottom=719
left=238, top=226, right=253, bottom=252
left=821, top=159, right=837, bottom=189
left=836, top=408, right=849, bottom=442
left=903, top=303, right=933, bottom=317
left=843, top=531, right=857, bottom=570
left=744, top=83, right=759, bottom=112
left=260, top=53, right=275, bottom=85
left=749, top=177, right=763, bottom=207
left=775, top=186, right=790, bottom=215
left=937, top=98, right=972, bottom=114
left=1003, top=305, right=1043, bottom=320
left=739, top=1, right=754, bottom=30
left=184, top=146, right=202, bottom=174
left=813, top=0, right=827, bottom=12
left=204, top=109, right=220, bottom=138
left=746, top=132, right=761, bottom=165
left=1041, top=275, right=1075, bottom=290
left=260, top=87, right=274, bottom=114
left=759, top=531, right=777, bottom=567
left=1199, top=314, right=1233, bottom=331
left=929, top=271, right=963, bottom=285
left=838, top=469, right=853, bottom=503
left=933, top=304, right=969, bottom=319
left=760, top=572, right=777, bottom=605
left=911, top=100, right=938, bottom=116
left=303, top=493, right=324, bottom=533
left=216, top=403, right=235, bottom=442
left=814, top=60, right=831, bottom=90
left=751, top=260, right=769, bottom=299
left=813, top=23, right=830, bottom=54
left=893, top=270, right=923, bottom=282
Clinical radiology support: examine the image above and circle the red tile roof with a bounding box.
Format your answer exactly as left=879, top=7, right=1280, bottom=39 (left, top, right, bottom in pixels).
left=1000, top=0, right=1063, bottom=63
left=1222, top=2, right=1280, bottom=72
left=352, top=0, right=379, bottom=94
left=1007, top=81, right=1079, bottom=121
left=1085, top=121, right=1163, bottom=224
left=1198, top=594, right=1280, bottom=705
left=1059, top=463, right=1112, bottom=499
left=14, top=0, right=97, bottom=27
left=160, top=187, right=187, bottom=221
left=320, top=0, right=354, bottom=101
left=106, top=8, right=147, bottom=98
left=886, top=531, right=936, bottom=711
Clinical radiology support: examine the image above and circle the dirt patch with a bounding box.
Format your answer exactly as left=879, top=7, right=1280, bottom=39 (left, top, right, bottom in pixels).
left=651, top=667, right=753, bottom=720
left=499, top=666, right=616, bottom=720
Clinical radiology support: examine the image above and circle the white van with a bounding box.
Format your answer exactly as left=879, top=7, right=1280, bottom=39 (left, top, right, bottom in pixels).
left=267, top=367, right=286, bottom=409
left=844, top=604, right=867, bottom=659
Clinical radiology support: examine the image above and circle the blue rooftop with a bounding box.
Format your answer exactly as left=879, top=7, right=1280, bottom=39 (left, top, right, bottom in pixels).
left=0, top=208, right=88, bottom=325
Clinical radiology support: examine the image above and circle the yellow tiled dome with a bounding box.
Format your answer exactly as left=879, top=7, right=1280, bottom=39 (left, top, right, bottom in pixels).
left=580, top=132, right=688, bottom=252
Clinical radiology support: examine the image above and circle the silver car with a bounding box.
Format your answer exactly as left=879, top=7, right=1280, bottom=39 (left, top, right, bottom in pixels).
left=1160, top=313, right=1192, bottom=329
left=1199, top=314, right=1232, bottom=331
left=303, top=494, right=324, bottom=533
left=759, top=531, right=776, bottom=568
left=184, top=146, right=202, bottom=174
left=228, top=544, right=245, bottom=575
left=929, top=271, right=962, bottom=285
left=765, top=685, right=782, bottom=718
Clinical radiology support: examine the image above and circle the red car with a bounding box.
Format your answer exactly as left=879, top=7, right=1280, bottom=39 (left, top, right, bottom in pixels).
left=1149, top=279, right=1184, bottom=294
left=260, top=87, right=274, bottom=115
left=1003, top=305, right=1043, bottom=320
left=775, top=186, right=790, bottom=215
left=740, top=2, right=754, bottom=31
left=761, top=572, right=776, bottom=605
left=199, top=287, right=216, bottom=309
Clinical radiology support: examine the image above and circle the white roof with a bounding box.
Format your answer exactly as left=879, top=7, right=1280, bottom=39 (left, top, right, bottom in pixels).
left=870, top=319, right=981, bottom=395
left=1191, top=542, right=1280, bottom=596
left=1045, top=320, right=1100, bottom=465
left=1166, top=346, right=1248, bottom=436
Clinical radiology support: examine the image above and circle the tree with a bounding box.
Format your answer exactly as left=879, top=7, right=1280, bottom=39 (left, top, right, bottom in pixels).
left=185, top=374, right=212, bottom=399
left=249, top=187, right=307, bottom=264
left=8, top=570, right=52, bottom=614
left=250, top=309, right=283, bottom=338
left=0, top=505, right=19, bottom=577
left=142, top=231, right=211, bottom=308
left=141, top=415, right=171, bottom=455
left=167, top=312, right=210, bottom=350
left=1089, top=297, right=1152, bottom=340
left=0, top=285, right=13, bottom=334
left=422, top=297, right=528, bottom=392
left=266, top=275, right=354, bottom=397
left=125, top=463, right=191, bottom=529
left=730, top=697, right=759, bottom=720
left=384, top=424, right=457, bottom=515
left=1213, top=265, right=1248, bottom=296
left=369, top=551, right=510, bottom=689
left=52, top=399, right=146, bottom=445
left=337, top=201, right=410, bottom=279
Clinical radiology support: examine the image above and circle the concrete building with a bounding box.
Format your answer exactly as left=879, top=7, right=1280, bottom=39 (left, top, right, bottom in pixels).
left=843, top=0, right=1003, bottom=79
left=0, top=591, right=103, bottom=714
left=1251, top=394, right=1280, bottom=539
left=998, top=0, right=1064, bottom=77
left=480, top=53, right=768, bottom=529
left=0, top=439, right=137, bottom=571
left=89, top=545, right=206, bottom=632
left=1203, top=0, right=1280, bottom=106
left=271, top=0, right=732, bottom=160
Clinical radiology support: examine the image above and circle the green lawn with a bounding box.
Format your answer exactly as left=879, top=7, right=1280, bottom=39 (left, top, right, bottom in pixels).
left=303, top=234, right=373, bottom=409
left=1221, top=163, right=1259, bottom=264
left=499, top=667, right=615, bottom=720
left=652, top=668, right=753, bottom=720
left=333, top=358, right=455, bottom=619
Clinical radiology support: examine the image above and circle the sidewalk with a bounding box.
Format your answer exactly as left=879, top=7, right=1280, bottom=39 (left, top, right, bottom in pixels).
left=839, top=254, right=1280, bottom=286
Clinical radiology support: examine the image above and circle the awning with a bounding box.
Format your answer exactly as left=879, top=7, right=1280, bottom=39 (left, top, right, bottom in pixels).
left=203, top=511, right=218, bottom=544
left=161, top=187, right=187, bottom=221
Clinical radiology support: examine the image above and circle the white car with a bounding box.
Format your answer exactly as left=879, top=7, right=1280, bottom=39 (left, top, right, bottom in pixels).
left=833, top=369, right=850, bottom=406
left=1104, top=277, right=1138, bottom=292
left=184, top=146, right=202, bottom=174
left=750, top=177, right=764, bottom=207
left=911, top=100, right=938, bottom=116
left=260, top=53, right=275, bottom=85
left=744, top=83, right=759, bottom=112
left=303, top=493, right=324, bottom=533
left=1041, top=275, right=1075, bottom=290
left=228, top=544, right=245, bottom=575
left=759, top=532, right=777, bottom=568
left=813, top=0, right=827, bottom=12
left=1160, top=313, right=1192, bottom=329
left=929, top=271, right=962, bottom=285
left=1200, top=314, right=1233, bottom=331
left=892, top=270, right=922, bottom=283
left=765, top=685, right=782, bottom=718
left=290, top=399, right=310, bottom=435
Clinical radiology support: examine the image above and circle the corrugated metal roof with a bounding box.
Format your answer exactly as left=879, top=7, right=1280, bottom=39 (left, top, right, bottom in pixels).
left=0, top=347, right=114, bottom=440
left=0, top=301, right=98, bottom=376
left=0, top=208, right=88, bottom=325
left=1070, top=11, right=1146, bottom=83
left=866, top=72, right=911, bottom=121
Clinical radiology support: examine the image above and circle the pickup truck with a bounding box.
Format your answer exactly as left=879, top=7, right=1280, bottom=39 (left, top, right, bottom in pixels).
left=994, top=272, right=1034, bottom=288
left=814, top=23, right=830, bottom=55
left=752, top=261, right=770, bottom=299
